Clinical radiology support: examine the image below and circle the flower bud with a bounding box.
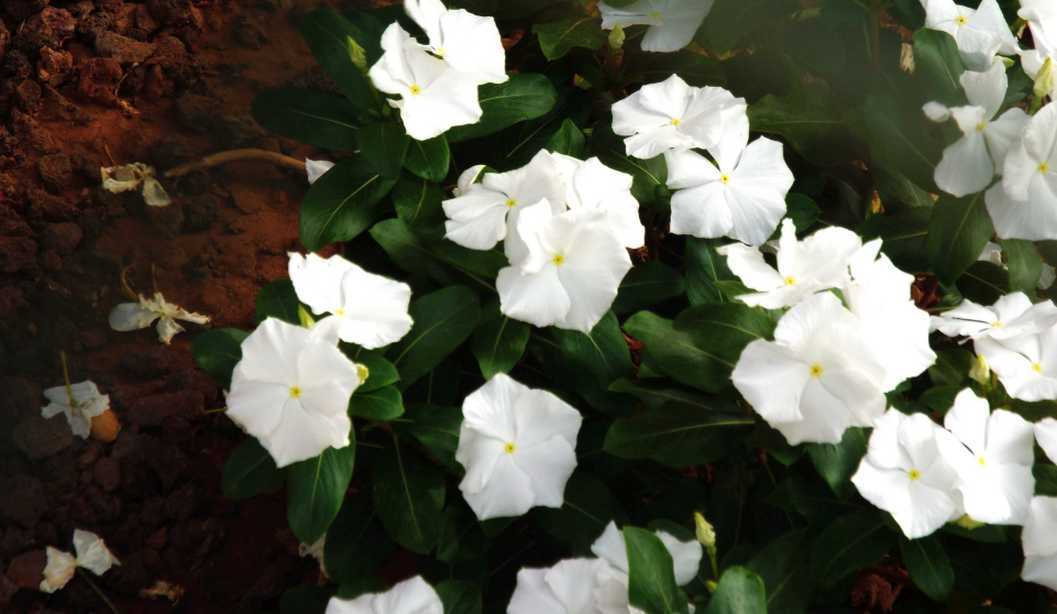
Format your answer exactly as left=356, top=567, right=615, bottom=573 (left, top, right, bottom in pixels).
left=899, top=43, right=915, bottom=74
left=298, top=304, right=316, bottom=328
left=608, top=24, right=625, bottom=51
left=969, top=354, right=990, bottom=387
left=694, top=512, right=716, bottom=549
left=955, top=514, right=985, bottom=530
left=1035, top=57, right=1055, bottom=102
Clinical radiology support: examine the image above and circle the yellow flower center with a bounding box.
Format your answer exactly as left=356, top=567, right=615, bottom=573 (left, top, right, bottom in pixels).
left=908, top=469, right=922, bottom=481
left=505, top=198, right=517, bottom=208
left=552, top=253, right=565, bottom=266
left=649, top=9, right=663, bottom=19
left=435, top=47, right=446, bottom=58
left=409, top=83, right=422, bottom=96
left=670, top=117, right=682, bottom=126
left=504, top=441, right=517, bottom=454
left=289, top=385, right=302, bottom=399
left=356, top=364, right=370, bottom=382
left=955, top=15, right=967, bottom=26
left=784, top=276, right=796, bottom=286
left=720, top=174, right=731, bottom=184
left=977, top=455, right=987, bottom=466
left=335, top=307, right=346, bottom=316
left=991, top=320, right=1003, bottom=328
left=975, top=121, right=987, bottom=132
left=809, top=363, right=823, bottom=378
left=1040, top=161, right=1050, bottom=174
left=1033, top=362, right=1043, bottom=373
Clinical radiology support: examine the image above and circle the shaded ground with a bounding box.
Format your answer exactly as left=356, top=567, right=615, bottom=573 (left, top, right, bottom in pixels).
left=0, top=1, right=342, bottom=611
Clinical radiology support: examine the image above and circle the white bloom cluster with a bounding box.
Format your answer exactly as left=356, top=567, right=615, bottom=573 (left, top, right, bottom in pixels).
left=729, top=223, right=935, bottom=444
left=368, top=0, right=507, bottom=140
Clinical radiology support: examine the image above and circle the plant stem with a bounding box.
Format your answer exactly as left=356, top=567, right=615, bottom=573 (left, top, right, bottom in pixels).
left=165, top=148, right=307, bottom=178
left=60, top=351, right=75, bottom=408
left=78, top=569, right=121, bottom=614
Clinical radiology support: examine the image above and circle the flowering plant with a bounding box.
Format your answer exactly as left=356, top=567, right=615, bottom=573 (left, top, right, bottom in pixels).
left=191, top=0, right=1057, bottom=611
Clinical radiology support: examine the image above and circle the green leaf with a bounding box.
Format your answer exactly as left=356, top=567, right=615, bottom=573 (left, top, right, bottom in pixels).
left=1002, top=239, right=1043, bottom=294
left=255, top=279, right=300, bottom=325
left=252, top=87, right=359, bottom=150
left=624, top=527, right=689, bottom=614
left=357, top=122, right=410, bottom=178
left=471, top=302, right=530, bottom=379
left=323, top=498, right=394, bottom=586
left=343, top=347, right=400, bottom=392
left=613, top=261, right=686, bottom=314
left=404, top=136, right=451, bottom=182
left=399, top=404, right=463, bottom=473
left=348, top=385, right=404, bottom=421
left=685, top=239, right=747, bottom=305
left=704, top=566, right=768, bottom=614
left=604, top=403, right=754, bottom=467
left=746, top=530, right=813, bottom=614
left=299, top=9, right=376, bottom=107
left=372, top=439, right=446, bottom=553
left=536, top=472, right=626, bottom=551
left=300, top=159, right=398, bottom=251
left=928, top=191, right=994, bottom=285
left=900, top=534, right=955, bottom=601
left=222, top=438, right=282, bottom=500
left=748, top=85, right=855, bottom=166
left=551, top=311, right=633, bottom=388
left=860, top=94, right=940, bottom=190
left=676, top=303, right=777, bottom=357
left=805, top=427, right=867, bottom=497
left=623, top=311, right=729, bottom=393
left=388, top=286, right=482, bottom=388
left=447, top=74, right=558, bottom=142
left=287, top=443, right=356, bottom=544
left=859, top=207, right=932, bottom=272
left=912, top=29, right=967, bottom=106
left=192, top=328, right=248, bottom=388
left=545, top=118, right=587, bottom=158
left=811, top=511, right=894, bottom=586
left=591, top=121, right=668, bottom=205
left=533, top=16, right=606, bottom=60
left=393, top=174, right=445, bottom=232
left=436, top=580, right=482, bottom=614
left=280, top=585, right=332, bottom=614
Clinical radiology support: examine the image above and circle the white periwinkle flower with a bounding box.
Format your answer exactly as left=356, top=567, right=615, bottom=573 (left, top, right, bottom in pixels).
left=599, top=0, right=715, bottom=53
left=497, top=202, right=632, bottom=333
left=305, top=159, right=335, bottom=185
left=611, top=74, right=744, bottom=159
left=1020, top=0, right=1057, bottom=55
left=325, top=575, right=443, bottom=614
left=288, top=252, right=413, bottom=350
left=986, top=102, right=1057, bottom=241
left=109, top=291, right=210, bottom=345
left=975, top=325, right=1057, bottom=401
left=41, top=380, right=110, bottom=439
left=508, top=558, right=608, bottom=614
left=718, top=218, right=862, bottom=309
left=455, top=373, right=582, bottom=520
left=557, top=154, right=645, bottom=249
left=40, top=530, right=120, bottom=594
left=932, top=292, right=1057, bottom=341
left=921, top=0, right=1018, bottom=70
left=851, top=410, right=962, bottom=539
left=404, top=0, right=507, bottom=84
left=731, top=292, right=886, bottom=445
left=1034, top=418, right=1057, bottom=464
left=1021, top=497, right=1057, bottom=590
left=665, top=111, right=794, bottom=246
left=368, top=23, right=486, bottom=141
left=924, top=60, right=1028, bottom=197
left=936, top=388, right=1035, bottom=524
left=225, top=318, right=363, bottom=468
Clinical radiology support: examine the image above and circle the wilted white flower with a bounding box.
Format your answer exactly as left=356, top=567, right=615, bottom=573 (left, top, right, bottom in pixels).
left=924, top=60, right=1028, bottom=197
left=496, top=202, right=632, bottom=333
left=404, top=0, right=507, bottom=84
left=41, top=380, right=110, bottom=439
left=305, top=159, right=335, bottom=185
left=101, top=162, right=171, bottom=207
left=718, top=218, right=862, bottom=309
left=456, top=373, right=582, bottom=520
left=732, top=292, right=886, bottom=444
left=1021, top=496, right=1057, bottom=590
left=975, top=325, right=1057, bottom=401
left=508, top=558, right=609, bottom=614
left=932, top=292, right=1057, bottom=341
left=851, top=410, right=962, bottom=539
left=611, top=74, right=744, bottom=159
left=40, top=530, right=120, bottom=594
left=40, top=548, right=76, bottom=594
left=921, top=0, right=1019, bottom=70
left=936, top=389, right=1035, bottom=524
left=109, top=291, right=210, bottom=345
left=986, top=102, right=1057, bottom=241
left=599, top=0, right=715, bottom=53
left=326, top=575, right=443, bottom=614
left=226, top=318, right=363, bottom=468
left=288, top=252, right=413, bottom=349
left=665, top=110, right=794, bottom=246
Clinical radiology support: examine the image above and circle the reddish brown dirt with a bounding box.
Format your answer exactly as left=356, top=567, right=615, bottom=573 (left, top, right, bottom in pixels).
left=0, top=1, right=342, bottom=611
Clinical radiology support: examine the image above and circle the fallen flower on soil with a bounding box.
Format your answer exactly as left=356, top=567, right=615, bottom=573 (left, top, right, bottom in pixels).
left=39, top=530, right=120, bottom=594
left=41, top=379, right=111, bottom=440
left=100, top=162, right=172, bottom=207
left=109, top=291, right=211, bottom=345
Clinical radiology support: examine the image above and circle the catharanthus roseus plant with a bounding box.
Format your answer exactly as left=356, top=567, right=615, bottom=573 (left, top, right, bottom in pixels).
left=189, top=0, right=1057, bottom=611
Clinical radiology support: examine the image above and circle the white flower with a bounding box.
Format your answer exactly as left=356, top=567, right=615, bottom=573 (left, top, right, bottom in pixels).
left=851, top=409, right=962, bottom=539
left=1019, top=47, right=1056, bottom=98
left=731, top=292, right=886, bottom=445
left=1021, top=497, right=1057, bottom=590
left=1035, top=418, right=1057, bottom=464
left=404, top=0, right=507, bottom=84
left=558, top=155, right=645, bottom=249
left=665, top=113, right=793, bottom=246
left=40, top=530, right=120, bottom=594
left=109, top=291, right=210, bottom=345
left=508, top=558, right=608, bottom=614
left=368, top=23, right=485, bottom=141
left=442, top=150, right=567, bottom=257
left=1020, top=0, right=1057, bottom=55
left=288, top=252, right=413, bottom=350
left=598, top=0, right=715, bottom=53
left=924, top=60, right=1028, bottom=197
left=40, top=547, right=76, bottom=594
left=590, top=522, right=702, bottom=587
left=305, top=159, right=335, bottom=185
left=611, top=74, right=744, bottom=159
left=986, top=101, right=1057, bottom=241
left=455, top=373, right=582, bottom=520
left=975, top=325, right=1057, bottom=401
left=936, top=389, right=1034, bottom=524
left=326, top=575, right=443, bottom=614
left=453, top=164, right=487, bottom=196
left=497, top=201, right=632, bottom=333
left=101, top=162, right=172, bottom=207
left=932, top=292, right=1057, bottom=341
left=225, top=318, right=363, bottom=468
left=717, top=218, right=862, bottom=309
left=842, top=240, right=937, bottom=391
left=920, top=0, right=1018, bottom=70
left=41, top=380, right=110, bottom=439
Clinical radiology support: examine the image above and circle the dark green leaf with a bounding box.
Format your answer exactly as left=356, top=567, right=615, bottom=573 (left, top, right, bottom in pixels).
left=357, top=122, right=410, bottom=178
left=685, top=238, right=748, bottom=305
left=222, top=438, right=282, bottom=500
left=436, top=580, right=482, bottom=614
left=404, top=136, right=451, bottom=182
left=624, top=526, right=689, bottom=614
left=928, top=191, right=993, bottom=285
left=252, top=87, right=359, bottom=150
left=704, top=566, right=768, bottom=614
left=806, top=427, right=867, bottom=497
left=613, top=261, right=686, bottom=314
left=393, top=174, right=445, bottom=233
left=300, top=159, right=398, bottom=251
left=399, top=404, right=463, bottom=473
left=623, top=311, right=729, bottom=393
left=192, top=328, right=248, bottom=388
left=675, top=303, right=778, bottom=369
left=901, top=534, right=955, bottom=601
left=545, top=118, right=587, bottom=158
left=533, top=16, right=606, bottom=60
left=388, top=286, right=482, bottom=388
left=604, top=403, right=754, bottom=467
left=747, top=530, right=813, bottom=614
left=551, top=311, right=633, bottom=388
left=912, top=29, right=966, bottom=106
left=1002, top=239, right=1042, bottom=294
left=323, top=498, right=394, bottom=586
left=811, top=511, right=893, bottom=586
left=255, top=279, right=300, bottom=325
left=299, top=9, right=376, bottom=107
left=372, top=439, right=446, bottom=553
left=860, top=207, right=932, bottom=272
left=344, top=347, right=400, bottom=392
left=348, top=385, right=404, bottom=421
left=536, top=472, right=626, bottom=552
left=471, top=303, right=530, bottom=379
left=287, top=443, right=356, bottom=543
left=447, top=74, right=558, bottom=142
left=280, top=585, right=332, bottom=614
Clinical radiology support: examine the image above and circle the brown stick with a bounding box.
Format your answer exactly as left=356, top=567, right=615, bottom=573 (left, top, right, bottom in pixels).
left=164, top=148, right=307, bottom=178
